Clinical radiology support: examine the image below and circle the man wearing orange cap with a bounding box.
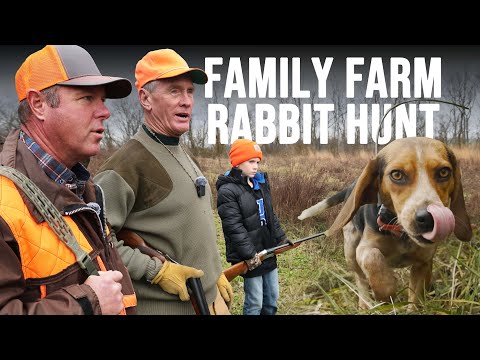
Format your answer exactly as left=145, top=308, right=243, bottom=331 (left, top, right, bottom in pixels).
left=0, top=45, right=137, bottom=315
left=216, top=139, right=290, bottom=315
left=95, top=48, right=233, bottom=315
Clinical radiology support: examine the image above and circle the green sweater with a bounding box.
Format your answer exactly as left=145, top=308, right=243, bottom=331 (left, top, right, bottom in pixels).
left=94, top=129, right=223, bottom=315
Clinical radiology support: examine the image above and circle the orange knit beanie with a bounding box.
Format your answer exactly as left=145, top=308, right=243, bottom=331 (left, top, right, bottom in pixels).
left=229, top=139, right=263, bottom=167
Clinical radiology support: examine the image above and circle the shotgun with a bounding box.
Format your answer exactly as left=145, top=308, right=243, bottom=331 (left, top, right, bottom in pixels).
left=116, top=229, right=210, bottom=315
left=223, top=232, right=326, bottom=282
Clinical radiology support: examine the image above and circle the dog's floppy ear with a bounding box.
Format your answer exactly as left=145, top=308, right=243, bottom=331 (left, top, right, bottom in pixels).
left=326, top=158, right=379, bottom=236
left=447, top=149, right=472, bottom=242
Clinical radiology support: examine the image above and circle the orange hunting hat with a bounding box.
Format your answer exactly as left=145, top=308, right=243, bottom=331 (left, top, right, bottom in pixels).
left=229, top=139, right=263, bottom=167
left=135, top=48, right=208, bottom=90
left=15, top=45, right=132, bottom=102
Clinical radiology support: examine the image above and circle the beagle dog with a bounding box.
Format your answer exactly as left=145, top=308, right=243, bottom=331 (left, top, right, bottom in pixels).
left=298, top=137, right=472, bottom=309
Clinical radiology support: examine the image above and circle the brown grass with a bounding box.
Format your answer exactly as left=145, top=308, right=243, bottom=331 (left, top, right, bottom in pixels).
left=89, top=145, right=479, bottom=314
left=197, top=146, right=478, bottom=240
left=90, top=145, right=479, bottom=241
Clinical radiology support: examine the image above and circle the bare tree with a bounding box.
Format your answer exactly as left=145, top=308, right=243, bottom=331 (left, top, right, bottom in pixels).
left=207, top=85, right=230, bottom=156
left=187, top=113, right=197, bottom=150
left=194, top=115, right=209, bottom=149
left=248, top=103, right=256, bottom=141
left=329, top=80, right=347, bottom=153
left=101, top=124, right=117, bottom=151
left=437, top=112, right=450, bottom=143
left=107, top=95, right=144, bottom=146
left=444, top=71, right=476, bottom=145
left=0, top=99, right=19, bottom=144
left=277, top=95, right=302, bottom=150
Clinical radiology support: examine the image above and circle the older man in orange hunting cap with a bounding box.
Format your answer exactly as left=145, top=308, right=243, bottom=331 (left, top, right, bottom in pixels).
left=95, top=48, right=233, bottom=315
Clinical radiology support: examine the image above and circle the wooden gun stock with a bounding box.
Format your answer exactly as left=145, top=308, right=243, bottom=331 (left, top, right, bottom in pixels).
left=118, top=229, right=167, bottom=262
left=117, top=229, right=210, bottom=315
left=223, top=232, right=325, bottom=283
left=223, top=261, right=248, bottom=282
left=223, top=243, right=301, bottom=282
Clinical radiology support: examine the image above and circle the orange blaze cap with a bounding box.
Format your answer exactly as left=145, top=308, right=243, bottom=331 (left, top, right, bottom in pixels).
left=229, top=139, right=263, bottom=167
left=15, top=45, right=132, bottom=102
left=135, top=48, right=208, bottom=90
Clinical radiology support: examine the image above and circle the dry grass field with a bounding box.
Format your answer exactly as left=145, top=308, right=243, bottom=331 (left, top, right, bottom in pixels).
left=90, top=144, right=480, bottom=315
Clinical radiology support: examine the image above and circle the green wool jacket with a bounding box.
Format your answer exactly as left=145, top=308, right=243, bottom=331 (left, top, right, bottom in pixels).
left=94, top=129, right=223, bottom=315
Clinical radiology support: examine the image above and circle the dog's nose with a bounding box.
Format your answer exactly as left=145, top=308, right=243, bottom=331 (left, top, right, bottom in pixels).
left=415, top=209, right=434, bottom=233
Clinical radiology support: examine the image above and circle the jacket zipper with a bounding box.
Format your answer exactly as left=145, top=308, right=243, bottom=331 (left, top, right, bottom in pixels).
left=64, top=206, right=105, bottom=241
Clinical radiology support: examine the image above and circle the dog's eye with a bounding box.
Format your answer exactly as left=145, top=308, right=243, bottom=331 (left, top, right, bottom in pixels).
left=437, top=167, right=451, bottom=181
left=390, top=170, right=405, bottom=182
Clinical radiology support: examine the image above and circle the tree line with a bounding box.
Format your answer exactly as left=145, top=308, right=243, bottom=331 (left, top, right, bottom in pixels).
left=1, top=72, right=478, bottom=156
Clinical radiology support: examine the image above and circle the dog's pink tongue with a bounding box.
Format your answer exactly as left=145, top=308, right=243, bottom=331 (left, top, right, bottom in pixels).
left=422, top=204, right=455, bottom=242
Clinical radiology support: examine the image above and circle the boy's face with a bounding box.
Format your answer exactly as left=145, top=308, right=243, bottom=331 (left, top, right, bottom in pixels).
left=236, top=157, right=261, bottom=178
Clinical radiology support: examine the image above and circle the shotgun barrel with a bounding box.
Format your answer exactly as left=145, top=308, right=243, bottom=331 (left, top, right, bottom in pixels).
left=222, top=232, right=326, bottom=282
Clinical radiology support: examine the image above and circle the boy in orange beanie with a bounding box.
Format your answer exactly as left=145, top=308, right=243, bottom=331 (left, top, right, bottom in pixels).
left=216, top=139, right=291, bottom=315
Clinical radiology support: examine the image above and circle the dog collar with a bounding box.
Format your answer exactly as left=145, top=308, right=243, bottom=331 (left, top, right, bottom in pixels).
left=377, top=204, right=403, bottom=237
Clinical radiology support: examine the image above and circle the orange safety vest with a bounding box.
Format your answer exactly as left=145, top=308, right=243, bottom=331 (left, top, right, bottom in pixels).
left=0, top=175, right=136, bottom=313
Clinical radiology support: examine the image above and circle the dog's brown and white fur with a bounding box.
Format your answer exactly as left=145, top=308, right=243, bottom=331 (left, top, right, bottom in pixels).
left=299, top=137, right=472, bottom=309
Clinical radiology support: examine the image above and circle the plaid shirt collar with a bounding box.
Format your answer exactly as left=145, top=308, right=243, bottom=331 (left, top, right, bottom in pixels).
left=19, top=131, right=90, bottom=199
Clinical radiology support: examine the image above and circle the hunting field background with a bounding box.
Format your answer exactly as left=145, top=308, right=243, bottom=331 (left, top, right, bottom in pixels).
left=89, top=144, right=480, bottom=315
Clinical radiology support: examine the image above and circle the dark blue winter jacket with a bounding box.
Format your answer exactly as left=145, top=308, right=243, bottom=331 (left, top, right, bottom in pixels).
left=216, top=168, right=286, bottom=278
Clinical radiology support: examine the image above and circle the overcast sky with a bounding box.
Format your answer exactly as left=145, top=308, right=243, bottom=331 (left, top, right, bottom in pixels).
left=2, top=45, right=480, bottom=144
left=2, top=45, right=480, bottom=101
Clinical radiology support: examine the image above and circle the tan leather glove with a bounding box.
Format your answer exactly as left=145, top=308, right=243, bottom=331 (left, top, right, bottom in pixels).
left=151, top=261, right=204, bottom=301
left=217, top=273, right=234, bottom=309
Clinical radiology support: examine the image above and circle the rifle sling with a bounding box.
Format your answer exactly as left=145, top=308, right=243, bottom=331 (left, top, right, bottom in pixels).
left=0, top=166, right=98, bottom=276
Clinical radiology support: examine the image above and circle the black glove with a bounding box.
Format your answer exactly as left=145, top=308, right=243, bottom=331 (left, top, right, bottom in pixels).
left=279, top=238, right=294, bottom=246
